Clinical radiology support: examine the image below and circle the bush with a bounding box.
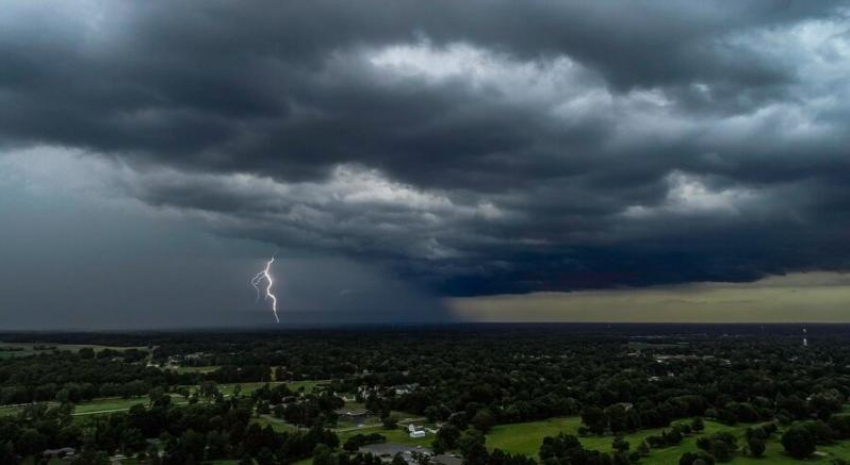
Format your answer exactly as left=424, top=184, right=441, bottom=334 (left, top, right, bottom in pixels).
left=613, top=435, right=630, bottom=452
left=695, top=432, right=737, bottom=462
left=343, top=433, right=386, bottom=452
left=691, top=417, right=705, bottom=432
left=381, top=414, right=399, bottom=430
left=679, top=451, right=715, bottom=465
left=782, top=426, right=816, bottom=459
left=665, top=429, right=683, bottom=445
left=747, top=436, right=765, bottom=457
left=713, top=441, right=732, bottom=462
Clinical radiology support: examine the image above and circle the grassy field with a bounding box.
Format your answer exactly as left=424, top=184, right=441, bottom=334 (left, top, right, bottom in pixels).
left=218, top=381, right=287, bottom=396
left=0, top=341, right=148, bottom=356
left=214, top=379, right=328, bottom=397
left=171, top=365, right=222, bottom=374
left=73, top=394, right=192, bottom=416
left=336, top=421, right=434, bottom=447
left=287, top=379, right=329, bottom=393
left=0, top=404, right=26, bottom=416
left=3, top=379, right=328, bottom=418
left=253, top=415, right=300, bottom=433
left=0, top=350, right=32, bottom=359
left=1, top=395, right=191, bottom=418
left=72, top=397, right=150, bottom=414
left=486, top=416, right=850, bottom=464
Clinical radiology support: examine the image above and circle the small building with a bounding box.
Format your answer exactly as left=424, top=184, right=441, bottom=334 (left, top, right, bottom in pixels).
left=408, top=423, right=426, bottom=438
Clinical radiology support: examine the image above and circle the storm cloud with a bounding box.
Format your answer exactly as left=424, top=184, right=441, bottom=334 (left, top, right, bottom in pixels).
left=2, top=0, right=850, bottom=298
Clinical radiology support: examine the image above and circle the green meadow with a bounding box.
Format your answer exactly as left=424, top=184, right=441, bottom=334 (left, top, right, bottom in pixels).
left=487, top=416, right=850, bottom=464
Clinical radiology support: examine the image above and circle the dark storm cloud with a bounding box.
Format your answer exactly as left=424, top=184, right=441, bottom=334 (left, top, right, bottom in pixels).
left=1, top=0, right=850, bottom=297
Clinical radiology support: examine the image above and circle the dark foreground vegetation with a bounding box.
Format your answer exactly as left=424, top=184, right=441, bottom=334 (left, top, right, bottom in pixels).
left=1, top=324, right=850, bottom=464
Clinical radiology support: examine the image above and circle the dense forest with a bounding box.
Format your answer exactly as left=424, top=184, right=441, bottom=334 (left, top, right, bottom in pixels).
left=1, top=325, right=849, bottom=464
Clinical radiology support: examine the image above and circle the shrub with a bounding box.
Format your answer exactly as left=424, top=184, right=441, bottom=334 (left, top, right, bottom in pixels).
left=782, top=426, right=816, bottom=459
left=747, top=436, right=765, bottom=457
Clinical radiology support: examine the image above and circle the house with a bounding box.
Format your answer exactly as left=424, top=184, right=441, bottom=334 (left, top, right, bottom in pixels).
left=408, top=423, right=426, bottom=438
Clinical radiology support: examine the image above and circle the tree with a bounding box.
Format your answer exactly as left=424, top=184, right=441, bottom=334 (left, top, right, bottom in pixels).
left=71, top=447, right=110, bottom=465
left=432, top=424, right=461, bottom=454
left=56, top=388, right=71, bottom=404
left=314, top=444, right=338, bottom=465
left=665, top=428, right=683, bottom=446
left=471, top=409, right=496, bottom=433
left=199, top=381, right=219, bottom=398
left=679, top=451, right=715, bottom=465
left=713, top=440, right=732, bottom=462
left=458, top=429, right=489, bottom=465
left=15, top=428, right=46, bottom=456
left=606, top=404, right=630, bottom=434
left=0, top=441, right=14, bottom=465
left=809, top=389, right=844, bottom=420
left=539, top=433, right=585, bottom=462
left=381, top=413, right=399, bottom=430
left=181, top=429, right=206, bottom=461
left=206, top=430, right=229, bottom=459
left=691, top=417, right=705, bottom=432
left=581, top=406, right=606, bottom=435
left=147, top=444, right=162, bottom=465
left=782, top=426, right=816, bottom=459
left=747, top=436, right=765, bottom=458
left=613, top=435, right=630, bottom=453
left=810, top=419, right=835, bottom=444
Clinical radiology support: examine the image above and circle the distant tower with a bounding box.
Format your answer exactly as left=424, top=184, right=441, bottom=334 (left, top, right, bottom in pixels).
left=802, top=327, right=808, bottom=347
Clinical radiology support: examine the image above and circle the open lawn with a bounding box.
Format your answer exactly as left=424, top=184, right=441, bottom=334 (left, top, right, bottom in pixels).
left=487, top=416, right=850, bottom=464
left=0, top=404, right=24, bottom=416
left=72, top=394, right=189, bottom=416
left=287, top=379, right=329, bottom=393
left=0, top=350, right=33, bottom=359
left=171, top=365, right=222, bottom=374
left=218, top=381, right=287, bottom=396
left=338, top=424, right=433, bottom=448
left=253, top=415, right=300, bottom=433
left=72, top=397, right=149, bottom=414
left=215, top=380, right=328, bottom=397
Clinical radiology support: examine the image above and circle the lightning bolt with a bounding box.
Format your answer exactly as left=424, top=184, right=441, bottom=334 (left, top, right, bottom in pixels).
left=250, top=273, right=265, bottom=302
left=251, top=252, right=280, bottom=323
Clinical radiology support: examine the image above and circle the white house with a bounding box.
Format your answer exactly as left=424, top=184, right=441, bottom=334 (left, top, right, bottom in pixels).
left=408, top=423, right=426, bottom=438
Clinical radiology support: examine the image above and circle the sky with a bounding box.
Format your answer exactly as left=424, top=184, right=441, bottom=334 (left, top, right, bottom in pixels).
left=1, top=1, right=850, bottom=328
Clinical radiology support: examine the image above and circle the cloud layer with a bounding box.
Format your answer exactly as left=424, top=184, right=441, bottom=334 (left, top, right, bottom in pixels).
left=2, top=0, right=850, bottom=297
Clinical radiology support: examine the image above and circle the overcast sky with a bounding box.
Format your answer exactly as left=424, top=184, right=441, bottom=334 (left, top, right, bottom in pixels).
left=1, top=1, right=850, bottom=328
